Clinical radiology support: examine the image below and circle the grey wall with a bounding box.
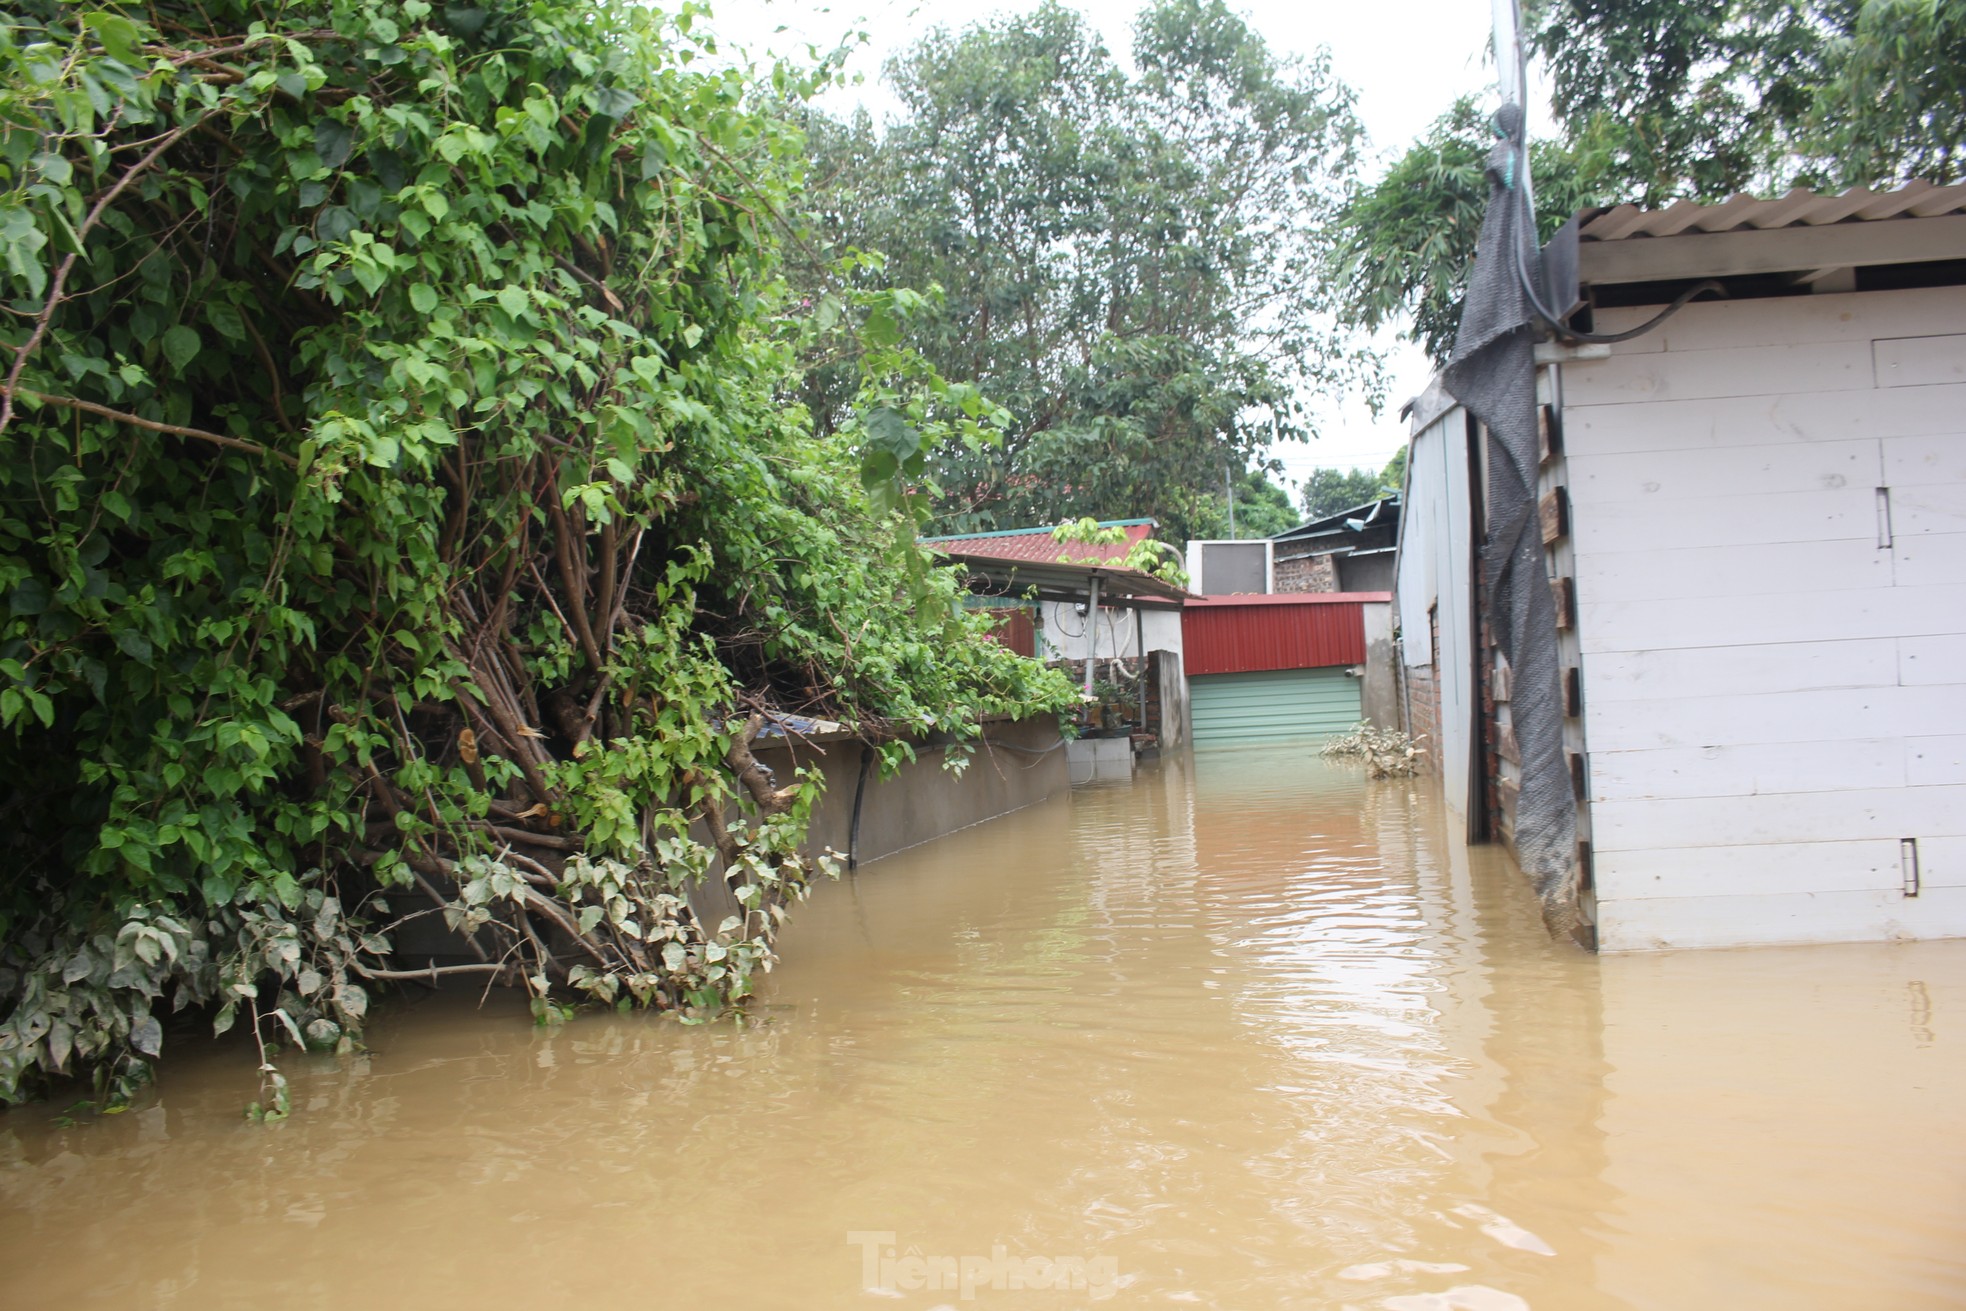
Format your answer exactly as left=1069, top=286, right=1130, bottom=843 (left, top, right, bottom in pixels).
left=754, top=715, right=1067, bottom=869
left=1360, top=601, right=1398, bottom=730
left=399, top=716, right=1069, bottom=966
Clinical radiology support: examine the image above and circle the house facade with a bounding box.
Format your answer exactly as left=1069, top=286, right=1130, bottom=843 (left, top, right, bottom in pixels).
left=1397, top=181, right=1966, bottom=951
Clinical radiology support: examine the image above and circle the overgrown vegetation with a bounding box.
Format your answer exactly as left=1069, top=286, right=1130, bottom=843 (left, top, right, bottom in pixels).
left=0, top=0, right=1074, bottom=1109
left=1049, top=517, right=1188, bottom=586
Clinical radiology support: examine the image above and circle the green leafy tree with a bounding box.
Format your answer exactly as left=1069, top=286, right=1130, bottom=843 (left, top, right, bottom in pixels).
left=1326, top=99, right=1597, bottom=364
left=1332, top=2, right=1966, bottom=364
left=1299, top=466, right=1395, bottom=520
left=797, top=0, right=1376, bottom=542
left=0, top=0, right=1071, bottom=1108
left=1184, top=465, right=1299, bottom=539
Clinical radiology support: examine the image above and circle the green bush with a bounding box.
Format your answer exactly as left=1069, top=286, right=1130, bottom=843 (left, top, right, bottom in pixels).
left=0, top=0, right=1072, bottom=1109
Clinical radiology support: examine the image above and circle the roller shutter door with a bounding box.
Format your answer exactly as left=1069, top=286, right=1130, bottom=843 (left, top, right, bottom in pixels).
left=1188, top=667, right=1360, bottom=745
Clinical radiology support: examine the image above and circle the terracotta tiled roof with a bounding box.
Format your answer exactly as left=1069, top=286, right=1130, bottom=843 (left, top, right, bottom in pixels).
left=923, top=519, right=1156, bottom=567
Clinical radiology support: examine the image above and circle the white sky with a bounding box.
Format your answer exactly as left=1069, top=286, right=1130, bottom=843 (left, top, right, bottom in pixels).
left=698, top=0, right=1520, bottom=501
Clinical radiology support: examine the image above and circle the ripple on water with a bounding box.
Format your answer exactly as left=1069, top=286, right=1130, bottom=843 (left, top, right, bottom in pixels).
left=1, top=748, right=1962, bottom=1310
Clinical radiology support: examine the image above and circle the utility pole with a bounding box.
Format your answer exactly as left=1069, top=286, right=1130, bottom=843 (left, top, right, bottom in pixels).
left=1491, top=0, right=1535, bottom=210
left=1225, top=465, right=1236, bottom=538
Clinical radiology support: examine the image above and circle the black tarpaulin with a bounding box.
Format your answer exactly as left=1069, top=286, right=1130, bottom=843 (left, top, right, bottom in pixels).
left=1440, top=104, right=1576, bottom=919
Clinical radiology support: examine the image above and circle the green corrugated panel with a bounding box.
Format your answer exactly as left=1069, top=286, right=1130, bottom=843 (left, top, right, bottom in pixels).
left=1189, top=667, right=1361, bottom=745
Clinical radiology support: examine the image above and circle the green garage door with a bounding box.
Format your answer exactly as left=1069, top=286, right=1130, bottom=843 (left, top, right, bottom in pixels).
left=1189, top=667, right=1361, bottom=745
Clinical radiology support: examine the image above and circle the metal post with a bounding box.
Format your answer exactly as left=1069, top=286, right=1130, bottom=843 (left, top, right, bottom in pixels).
left=1491, top=0, right=1535, bottom=212
left=1083, top=575, right=1101, bottom=696
left=1491, top=0, right=1524, bottom=108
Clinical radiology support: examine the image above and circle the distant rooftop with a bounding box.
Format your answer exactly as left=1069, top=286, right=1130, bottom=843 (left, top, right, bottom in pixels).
left=921, top=518, right=1157, bottom=567
left=1272, top=494, right=1399, bottom=542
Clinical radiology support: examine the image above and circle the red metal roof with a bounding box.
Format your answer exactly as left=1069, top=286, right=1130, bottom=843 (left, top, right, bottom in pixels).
left=1182, top=594, right=1381, bottom=675
left=926, top=521, right=1155, bottom=566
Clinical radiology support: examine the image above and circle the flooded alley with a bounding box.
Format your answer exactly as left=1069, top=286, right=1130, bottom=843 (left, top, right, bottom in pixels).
left=2, top=749, right=1961, bottom=1310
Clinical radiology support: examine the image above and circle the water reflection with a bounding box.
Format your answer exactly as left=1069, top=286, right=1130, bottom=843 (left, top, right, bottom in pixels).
left=0, top=748, right=1960, bottom=1310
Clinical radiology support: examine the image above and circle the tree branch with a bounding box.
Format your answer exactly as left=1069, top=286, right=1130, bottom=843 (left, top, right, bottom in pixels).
left=1, top=122, right=201, bottom=438
left=12, top=390, right=297, bottom=466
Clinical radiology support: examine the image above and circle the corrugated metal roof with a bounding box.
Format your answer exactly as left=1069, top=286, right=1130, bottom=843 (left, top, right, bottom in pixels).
left=1272, top=494, right=1400, bottom=543
left=939, top=550, right=1191, bottom=608
left=1578, top=180, right=1966, bottom=243
left=923, top=520, right=1155, bottom=566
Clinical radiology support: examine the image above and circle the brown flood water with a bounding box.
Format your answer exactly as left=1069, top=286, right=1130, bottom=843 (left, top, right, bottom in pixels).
left=2, top=748, right=1962, bottom=1310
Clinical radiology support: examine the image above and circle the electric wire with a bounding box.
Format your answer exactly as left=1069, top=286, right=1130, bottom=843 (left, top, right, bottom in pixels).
left=1501, top=117, right=1727, bottom=344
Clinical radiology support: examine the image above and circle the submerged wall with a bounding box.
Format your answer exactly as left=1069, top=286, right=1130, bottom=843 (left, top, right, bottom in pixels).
left=752, top=715, right=1068, bottom=869
left=396, top=716, right=1070, bottom=966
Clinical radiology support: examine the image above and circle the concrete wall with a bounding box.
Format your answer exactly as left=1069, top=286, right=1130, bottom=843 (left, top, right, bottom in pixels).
left=1338, top=551, right=1396, bottom=594
left=399, top=717, right=1068, bottom=966
left=1360, top=601, right=1397, bottom=730
left=1156, top=649, right=1190, bottom=749
left=1562, top=287, right=1966, bottom=949
left=753, top=715, right=1068, bottom=869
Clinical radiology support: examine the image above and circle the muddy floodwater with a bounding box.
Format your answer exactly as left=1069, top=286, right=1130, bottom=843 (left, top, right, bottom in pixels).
left=2, top=749, right=1962, bottom=1309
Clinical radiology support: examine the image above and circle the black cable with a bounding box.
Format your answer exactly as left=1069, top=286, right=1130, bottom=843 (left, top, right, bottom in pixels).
left=1501, top=118, right=1727, bottom=343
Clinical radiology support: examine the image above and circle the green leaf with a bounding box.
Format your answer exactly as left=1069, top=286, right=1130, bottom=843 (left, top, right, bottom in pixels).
left=409, top=283, right=439, bottom=314
left=82, top=11, right=145, bottom=65
left=862, top=306, right=899, bottom=347
left=160, top=325, right=200, bottom=371
left=113, top=628, right=154, bottom=666
left=10, top=577, right=50, bottom=616
left=207, top=303, right=247, bottom=342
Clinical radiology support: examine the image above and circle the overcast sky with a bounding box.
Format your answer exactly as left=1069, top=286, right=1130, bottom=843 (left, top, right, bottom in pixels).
left=699, top=0, right=1520, bottom=501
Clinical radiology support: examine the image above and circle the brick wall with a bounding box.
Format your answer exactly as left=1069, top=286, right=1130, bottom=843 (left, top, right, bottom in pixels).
left=1404, top=664, right=1440, bottom=773
left=1273, top=551, right=1337, bottom=593
left=1402, top=605, right=1442, bottom=777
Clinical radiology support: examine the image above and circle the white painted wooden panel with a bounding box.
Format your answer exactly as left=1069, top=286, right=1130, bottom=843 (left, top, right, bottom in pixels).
left=1613, top=286, right=1966, bottom=355
left=1581, top=639, right=1898, bottom=702
left=1595, top=838, right=1899, bottom=900
left=1589, top=738, right=1905, bottom=802
left=1574, top=538, right=1889, bottom=602
left=1873, top=333, right=1966, bottom=387
left=1596, top=885, right=1966, bottom=951
left=1887, top=481, right=1966, bottom=537
left=1574, top=484, right=1874, bottom=554
left=1893, top=531, right=1966, bottom=587
left=1587, top=685, right=1944, bottom=751
left=1591, top=783, right=1966, bottom=851
left=1562, top=382, right=1966, bottom=454
left=1566, top=438, right=1879, bottom=504
left=1882, top=431, right=1966, bottom=485
left=1907, top=735, right=1966, bottom=786
left=1579, top=584, right=1966, bottom=655
left=1920, top=834, right=1966, bottom=887
left=1899, top=634, right=1966, bottom=685
left=1562, top=341, right=1874, bottom=407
